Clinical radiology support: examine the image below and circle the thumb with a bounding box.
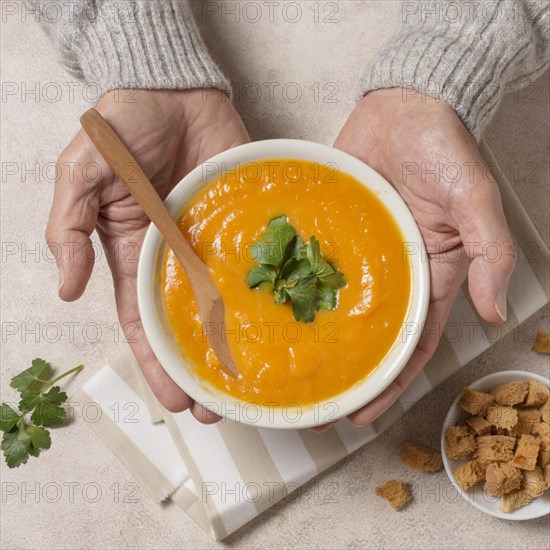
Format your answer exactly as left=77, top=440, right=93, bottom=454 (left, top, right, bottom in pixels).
left=45, top=135, right=103, bottom=301
left=456, top=170, right=515, bottom=324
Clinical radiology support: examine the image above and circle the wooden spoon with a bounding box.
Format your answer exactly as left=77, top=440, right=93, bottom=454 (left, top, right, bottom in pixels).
left=80, top=108, right=239, bottom=377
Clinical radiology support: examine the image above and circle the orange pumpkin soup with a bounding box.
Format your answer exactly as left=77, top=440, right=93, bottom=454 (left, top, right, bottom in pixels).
left=161, top=159, right=410, bottom=406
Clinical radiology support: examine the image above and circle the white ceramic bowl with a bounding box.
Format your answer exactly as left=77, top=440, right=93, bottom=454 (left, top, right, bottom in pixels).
left=137, top=139, right=429, bottom=429
left=441, top=370, right=550, bottom=520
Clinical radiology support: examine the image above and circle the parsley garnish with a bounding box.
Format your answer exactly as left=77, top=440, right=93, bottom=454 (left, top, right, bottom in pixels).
left=0, top=359, right=84, bottom=468
left=246, top=216, right=346, bottom=322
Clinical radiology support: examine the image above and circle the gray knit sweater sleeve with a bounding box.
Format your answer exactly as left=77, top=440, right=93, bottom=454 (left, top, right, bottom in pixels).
left=361, top=1, right=550, bottom=139
left=27, top=0, right=229, bottom=94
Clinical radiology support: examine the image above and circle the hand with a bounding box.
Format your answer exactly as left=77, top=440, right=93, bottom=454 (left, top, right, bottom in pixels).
left=46, top=89, right=250, bottom=420
left=334, top=88, right=515, bottom=426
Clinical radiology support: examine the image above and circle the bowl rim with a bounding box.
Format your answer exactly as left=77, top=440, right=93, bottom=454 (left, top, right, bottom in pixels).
left=441, top=369, right=550, bottom=520
left=137, top=138, right=430, bottom=429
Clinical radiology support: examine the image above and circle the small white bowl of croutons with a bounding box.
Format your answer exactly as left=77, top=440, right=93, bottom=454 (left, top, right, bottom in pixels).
left=441, top=370, right=550, bottom=520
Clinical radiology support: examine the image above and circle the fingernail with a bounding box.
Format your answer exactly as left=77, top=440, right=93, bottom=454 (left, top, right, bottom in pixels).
left=495, top=290, right=507, bottom=322
left=311, top=423, right=334, bottom=433
left=58, top=268, right=64, bottom=294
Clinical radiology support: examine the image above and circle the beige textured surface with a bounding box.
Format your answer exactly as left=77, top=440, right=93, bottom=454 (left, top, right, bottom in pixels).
left=1, top=2, right=549, bottom=549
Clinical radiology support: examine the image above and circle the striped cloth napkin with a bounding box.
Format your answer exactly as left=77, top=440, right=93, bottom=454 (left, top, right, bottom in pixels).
left=72, top=140, right=549, bottom=541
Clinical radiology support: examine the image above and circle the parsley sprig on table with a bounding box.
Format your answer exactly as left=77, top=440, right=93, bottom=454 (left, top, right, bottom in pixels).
left=246, top=216, right=346, bottom=322
left=0, top=359, right=84, bottom=468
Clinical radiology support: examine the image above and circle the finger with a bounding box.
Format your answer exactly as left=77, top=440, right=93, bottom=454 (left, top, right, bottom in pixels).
left=347, top=302, right=446, bottom=427
left=104, top=239, right=193, bottom=413
left=347, top=258, right=466, bottom=426
left=45, top=134, right=103, bottom=301
left=190, top=402, right=222, bottom=424
left=309, top=422, right=335, bottom=433
left=454, top=163, right=516, bottom=324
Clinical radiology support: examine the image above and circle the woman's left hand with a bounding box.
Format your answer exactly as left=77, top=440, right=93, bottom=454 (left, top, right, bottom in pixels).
left=333, top=88, right=515, bottom=426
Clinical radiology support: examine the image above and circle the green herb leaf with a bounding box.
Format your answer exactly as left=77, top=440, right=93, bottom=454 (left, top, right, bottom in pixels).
left=306, top=237, right=334, bottom=279
left=274, top=288, right=289, bottom=304
left=289, top=235, right=306, bottom=260
left=246, top=216, right=346, bottom=322
left=10, top=358, right=50, bottom=393
left=20, top=386, right=67, bottom=428
left=316, top=287, right=338, bottom=311
left=0, top=422, right=51, bottom=468
left=1, top=426, right=31, bottom=468
left=246, top=264, right=277, bottom=288
left=280, top=257, right=312, bottom=282
left=0, top=404, right=21, bottom=432
left=250, top=216, right=296, bottom=266
left=318, top=270, right=347, bottom=290
left=26, top=425, right=51, bottom=451
left=286, top=277, right=318, bottom=323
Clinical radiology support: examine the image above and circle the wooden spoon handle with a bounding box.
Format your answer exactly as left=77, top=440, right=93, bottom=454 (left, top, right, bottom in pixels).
left=80, top=108, right=239, bottom=377
left=79, top=108, right=207, bottom=278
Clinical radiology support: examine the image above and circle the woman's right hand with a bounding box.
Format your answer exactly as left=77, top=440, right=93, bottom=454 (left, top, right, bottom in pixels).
left=45, top=88, right=250, bottom=420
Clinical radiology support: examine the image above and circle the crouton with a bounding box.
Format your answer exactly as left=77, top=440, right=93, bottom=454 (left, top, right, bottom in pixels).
left=516, top=409, right=542, bottom=435
left=510, top=434, right=540, bottom=471
left=375, top=480, right=412, bottom=511
left=500, top=489, right=533, bottom=513
left=445, top=425, right=477, bottom=460
left=400, top=442, right=442, bottom=472
left=484, top=463, right=522, bottom=497
left=458, top=388, right=495, bottom=415
left=533, top=332, right=550, bottom=354
left=505, top=425, right=521, bottom=438
left=531, top=421, right=550, bottom=442
left=491, top=381, right=529, bottom=406
left=465, top=416, right=492, bottom=436
left=522, top=466, right=547, bottom=497
left=486, top=406, right=518, bottom=431
left=531, top=422, right=550, bottom=468
left=534, top=423, right=550, bottom=468
left=543, top=464, right=550, bottom=487
left=523, top=379, right=550, bottom=408
left=540, top=398, right=550, bottom=423
left=492, top=428, right=516, bottom=437
left=453, top=460, right=486, bottom=492
left=476, top=435, right=516, bottom=462
left=538, top=444, right=550, bottom=469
